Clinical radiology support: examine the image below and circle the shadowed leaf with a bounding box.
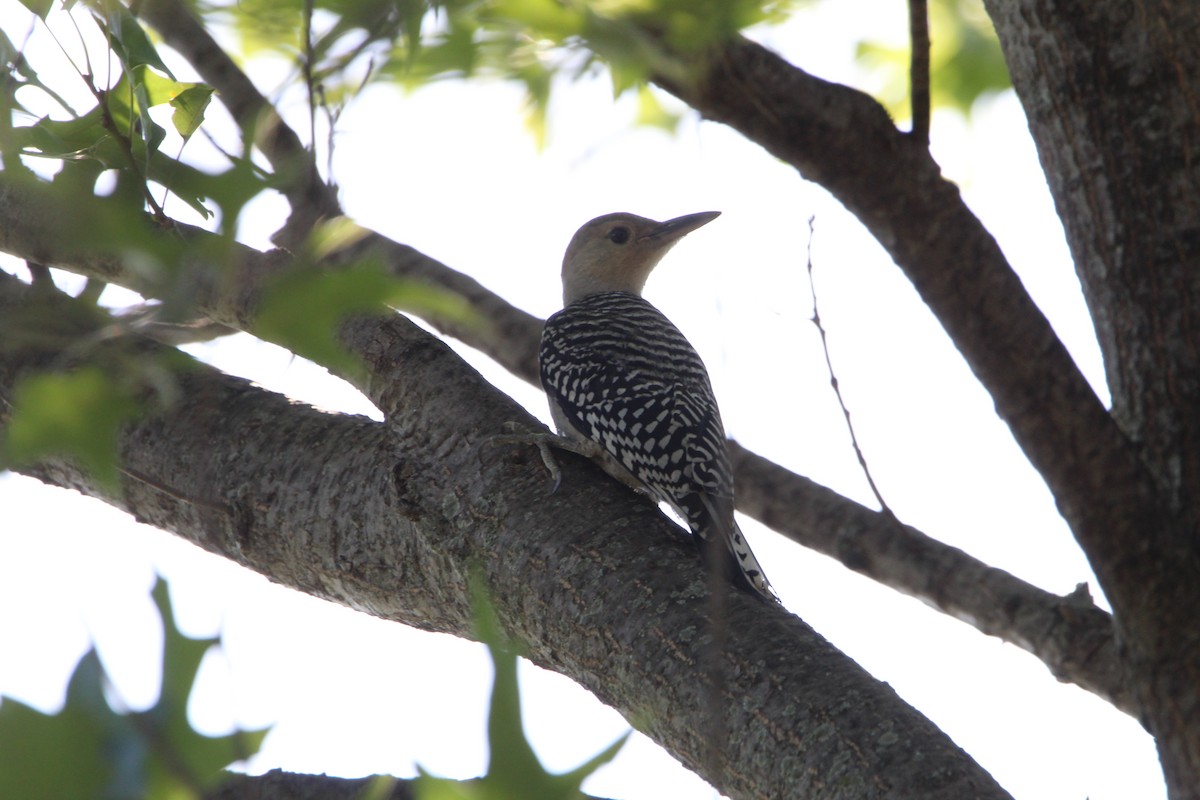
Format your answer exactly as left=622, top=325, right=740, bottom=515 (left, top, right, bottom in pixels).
left=3, top=366, right=141, bottom=489
left=0, top=577, right=269, bottom=799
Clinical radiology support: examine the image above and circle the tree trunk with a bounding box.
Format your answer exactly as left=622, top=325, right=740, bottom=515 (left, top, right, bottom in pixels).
left=985, top=2, right=1200, bottom=795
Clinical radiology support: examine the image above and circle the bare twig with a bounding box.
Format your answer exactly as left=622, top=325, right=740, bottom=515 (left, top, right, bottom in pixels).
left=803, top=216, right=894, bottom=519
left=908, top=0, right=931, bottom=145
left=302, top=0, right=318, bottom=155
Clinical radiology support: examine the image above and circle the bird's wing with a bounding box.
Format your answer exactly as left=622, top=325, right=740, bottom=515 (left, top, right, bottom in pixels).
left=541, top=294, right=732, bottom=502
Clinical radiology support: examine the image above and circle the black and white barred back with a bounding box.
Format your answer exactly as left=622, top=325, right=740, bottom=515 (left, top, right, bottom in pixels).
left=540, top=291, right=778, bottom=602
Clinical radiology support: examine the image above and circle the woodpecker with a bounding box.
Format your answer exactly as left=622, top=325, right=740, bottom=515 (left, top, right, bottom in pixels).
left=538, top=211, right=779, bottom=603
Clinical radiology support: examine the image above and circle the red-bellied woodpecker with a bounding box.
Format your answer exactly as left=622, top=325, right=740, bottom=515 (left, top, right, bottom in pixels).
left=538, top=211, right=779, bottom=603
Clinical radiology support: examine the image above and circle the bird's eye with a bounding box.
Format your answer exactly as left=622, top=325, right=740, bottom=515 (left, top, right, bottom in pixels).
left=607, top=226, right=631, bottom=245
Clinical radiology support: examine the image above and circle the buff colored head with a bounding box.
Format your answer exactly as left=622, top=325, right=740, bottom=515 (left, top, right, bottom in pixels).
left=560, top=211, right=720, bottom=305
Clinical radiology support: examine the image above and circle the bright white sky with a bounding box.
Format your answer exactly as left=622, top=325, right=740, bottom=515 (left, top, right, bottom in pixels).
left=0, top=2, right=1169, bottom=798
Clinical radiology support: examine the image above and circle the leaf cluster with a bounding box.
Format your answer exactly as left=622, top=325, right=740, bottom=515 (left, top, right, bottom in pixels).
left=5, top=1, right=268, bottom=229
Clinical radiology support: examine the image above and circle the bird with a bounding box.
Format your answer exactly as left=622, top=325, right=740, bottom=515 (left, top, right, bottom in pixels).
left=536, top=211, right=779, bottom=603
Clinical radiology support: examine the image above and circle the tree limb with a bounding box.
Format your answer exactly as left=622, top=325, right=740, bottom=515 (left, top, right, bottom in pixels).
left=206, top=769, right=617, bottom=800
left=0, top=270, right=1013, bottom=800
left=0, top=171, right=1126, bottom=714
left=727, top=441, right=1132, bottom=716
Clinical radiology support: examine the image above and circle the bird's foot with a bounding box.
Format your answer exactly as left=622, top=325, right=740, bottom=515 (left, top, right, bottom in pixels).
left=482, top=423, right=574, bottom=494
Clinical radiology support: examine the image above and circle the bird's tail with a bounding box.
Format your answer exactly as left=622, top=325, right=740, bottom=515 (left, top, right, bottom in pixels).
left=722, top=518, right=780, bottom=603
left=693, top=496, right=779, bottom=603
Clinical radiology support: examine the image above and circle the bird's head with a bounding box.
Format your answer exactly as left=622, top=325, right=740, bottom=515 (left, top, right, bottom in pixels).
left=560, top=211, right=721, bottom=305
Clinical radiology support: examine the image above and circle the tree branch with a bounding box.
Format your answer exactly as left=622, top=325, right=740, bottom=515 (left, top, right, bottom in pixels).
left=0, top=172, right=1127, bottom=713
left=727, top=441, right=1132, bottom=716
left=0, top=270, right=1013, bottom=800
left=206, top=770, right=418, bottom=800
left=206, top=769, right=617, bottom=800
left=908, top=0, right=931, bottom=145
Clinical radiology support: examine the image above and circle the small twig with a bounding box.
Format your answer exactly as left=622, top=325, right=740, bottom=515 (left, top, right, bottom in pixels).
left=908, top=0, right=931, bottom=145
left=26, top=260, right=55, bottom=291
left=302, top=0, right=318, bottom=155
left=804, top=216, right=895, bottom=520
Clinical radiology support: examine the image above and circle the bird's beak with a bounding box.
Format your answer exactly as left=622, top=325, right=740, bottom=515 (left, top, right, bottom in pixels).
left=644, top=211, right=721, bottom=244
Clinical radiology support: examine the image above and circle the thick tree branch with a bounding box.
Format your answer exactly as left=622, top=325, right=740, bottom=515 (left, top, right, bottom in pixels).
left=206, top=769, right=616, bottom=800
left=207, top=770, right=417, bottom=800
left=0, top=172, right=1126, bottom=712
left=0, top=271, right=1013, bottom=800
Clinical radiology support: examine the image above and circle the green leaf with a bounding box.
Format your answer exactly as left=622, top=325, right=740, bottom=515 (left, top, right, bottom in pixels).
left=169, top=85, right=213, bottom=140
left=634, top=84, right=681, bottom=133
left=165, top=154, right=264, bottom=226
left=24, top=74, right=167, bottom=168
left=415, top=573, right=630, bottom=800
left=121, top=66, right=216, bottom=142
left=257, top=263, right=393, bottom=373
left=489, top=0, right=586, bottom=39
left=16, top=0, right=53, bottom=19
left=518, top=63, right=553, bottom=149
left=136, top=578, right=270, bottom=796
left=17, top=107, right=111, bottom=160
left=257, top=232, right=476, bottom=373
left=0, top=652, right=120, bottom=799
left=223, top=0, right=304, bottom=57
left=473, top=583, right=545, bottom=792
left=94, top=0, right=176, bottom=78
left=2, top=366, right=141, bottom=488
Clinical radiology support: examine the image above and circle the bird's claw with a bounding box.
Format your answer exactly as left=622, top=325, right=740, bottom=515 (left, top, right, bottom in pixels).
left=482, top=424, right=565, bottom=496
